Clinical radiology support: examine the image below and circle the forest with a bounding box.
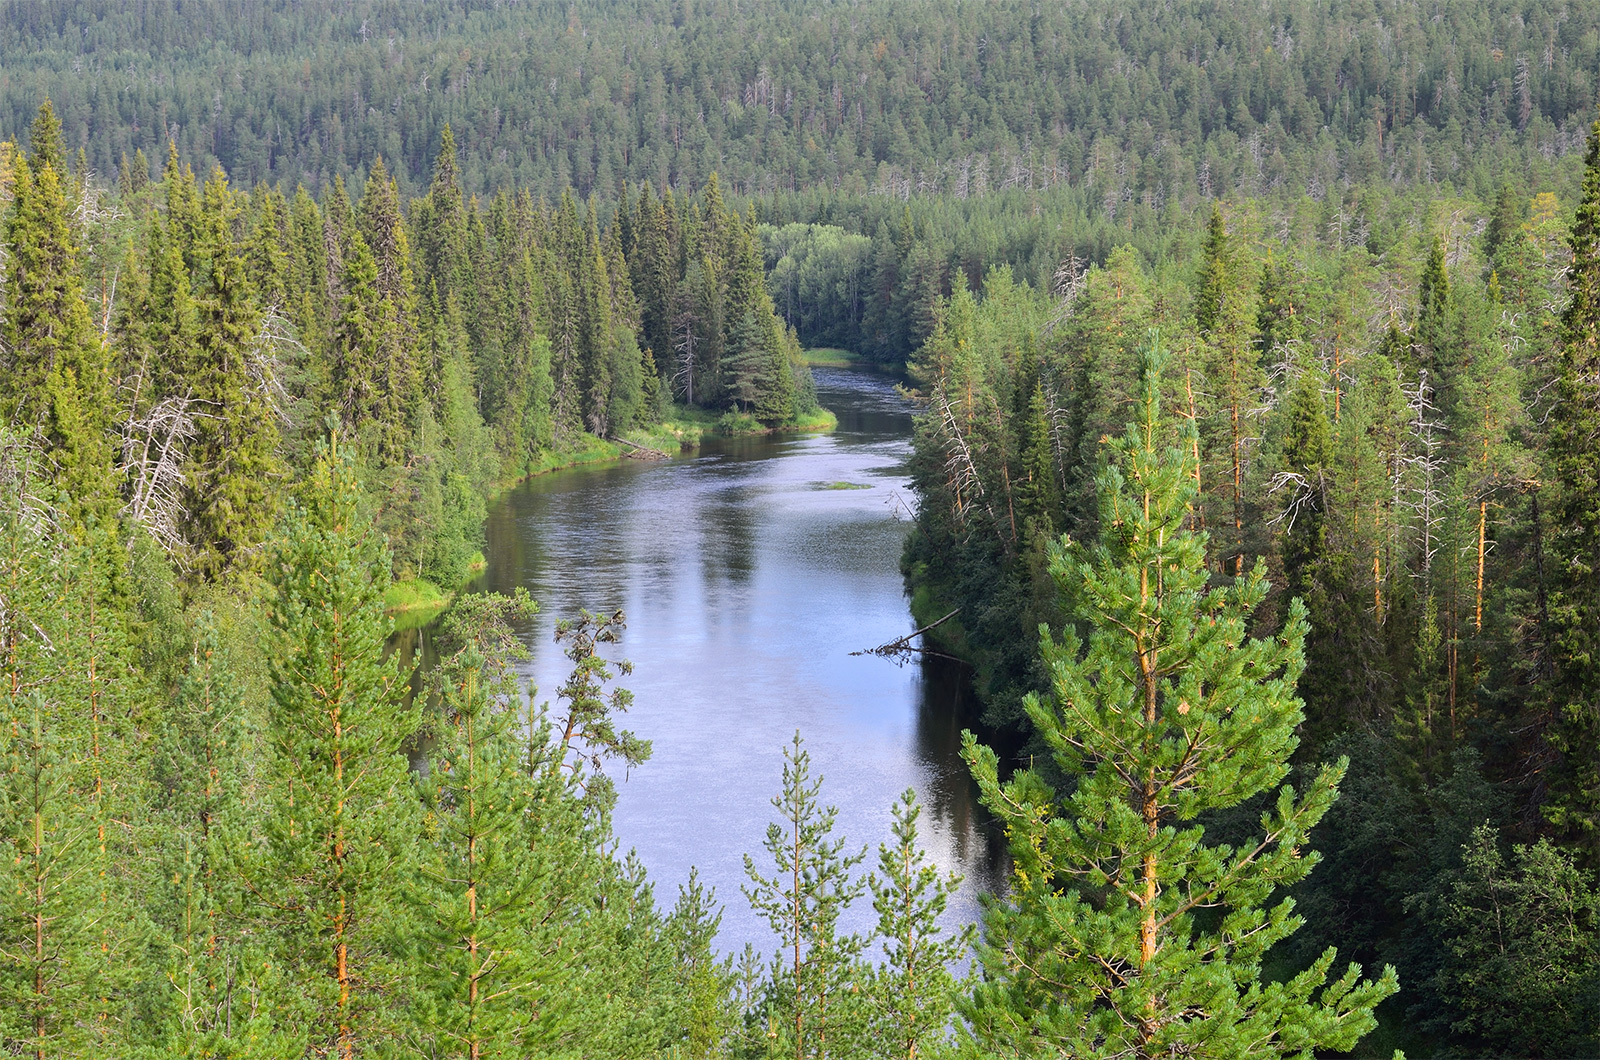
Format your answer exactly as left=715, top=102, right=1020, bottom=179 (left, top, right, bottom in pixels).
left=2, top=0, right=1600, bottom=1057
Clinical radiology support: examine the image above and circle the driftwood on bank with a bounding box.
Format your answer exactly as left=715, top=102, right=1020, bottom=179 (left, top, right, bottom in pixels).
left=612, top=436, right=671, bottom=459
left=850, top=608, right=962, bottom=664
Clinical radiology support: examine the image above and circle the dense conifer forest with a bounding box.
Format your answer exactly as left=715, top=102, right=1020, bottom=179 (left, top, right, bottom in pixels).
left=2, top=1, right=1600, bottom=1057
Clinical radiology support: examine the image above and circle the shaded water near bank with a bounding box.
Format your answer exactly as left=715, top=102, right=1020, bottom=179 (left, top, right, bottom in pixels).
left=473, top=367, right=1006, bottom=953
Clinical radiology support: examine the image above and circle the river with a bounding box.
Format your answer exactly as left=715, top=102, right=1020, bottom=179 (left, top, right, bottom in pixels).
left=474, top=366, right=1005, bottom=954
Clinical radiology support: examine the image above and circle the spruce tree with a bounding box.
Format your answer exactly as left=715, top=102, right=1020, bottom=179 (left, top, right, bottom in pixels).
left=27, top=99, right=63, bottom=180
left=286, top=185, right=331, bottom=351
left=414, top=125, right=470, bottom=303
left=1414, top=237, right=1465, bottom=425
left=245, top=186, right=291, bottom=311
left=1279, top=370, right=1333, bottom=609
left=1255, top=254, right=1304, bottom=362
left=183, top=170, right=280, bottom=579
left=724, top=311, right=774, bottom=414
left=1544, top=118, right=1600, bottom=857
left=1195, top=203, right=1230, bottom=339
left=960, top=335, right=1397, bottom=1059
left=331, top=232, right=398, bottom=449
left=1483, top=182, right=1525, bottom=275
left=1013, top=372, right=1060, bottom=541
left=1, top=138, right=118, bottom=529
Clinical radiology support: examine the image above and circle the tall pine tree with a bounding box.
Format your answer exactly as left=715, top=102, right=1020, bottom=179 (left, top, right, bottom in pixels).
left=960, top=335, right=1397, bottom=1059
left=246, top=439, right=418, bottom=1056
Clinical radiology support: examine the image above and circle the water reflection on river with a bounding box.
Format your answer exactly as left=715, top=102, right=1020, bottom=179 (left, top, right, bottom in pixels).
left=475, top=367, right=1005, bottom=953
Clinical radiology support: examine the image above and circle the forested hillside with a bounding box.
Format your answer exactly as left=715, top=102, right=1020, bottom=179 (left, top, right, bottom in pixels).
left=3, top=0, right=1597, bottom=201
left=900, top=148, right=1600, bottom=1060
left=4, top=0, right=1600, bottom=1056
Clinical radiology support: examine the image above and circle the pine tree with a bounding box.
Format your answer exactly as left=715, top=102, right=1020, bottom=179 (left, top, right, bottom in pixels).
left=150, top=617, right=292, bottom=1057
left=246, top=439, right=418, bottom=1056
left=409, top=590, right=596, bottom=1057
left=663, top=870, right=739, bottom=1059
left=0, top=454, right=132, bottom=1054
left=0, top=700, right=103, bottom=1057
left=1193, top=205, right=1261, bottom=575
left=959, top=335, right=1397, bottom=1059
left=867, top=789, right=969, bottom=1060
left=744, top=731, right=870, bottom=1060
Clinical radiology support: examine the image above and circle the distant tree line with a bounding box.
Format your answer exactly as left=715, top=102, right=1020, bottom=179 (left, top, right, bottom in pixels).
left=0, top=0, right=1595, bottom=204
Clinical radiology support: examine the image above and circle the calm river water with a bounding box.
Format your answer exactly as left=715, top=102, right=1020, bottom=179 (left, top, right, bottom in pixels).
left=475, top=367, right=1004, bottom=954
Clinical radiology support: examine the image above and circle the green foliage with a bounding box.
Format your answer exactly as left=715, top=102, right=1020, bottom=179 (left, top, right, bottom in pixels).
left=1, top=139, right=117, bottom=528
left=409, top=589, right=584, bottom=1056
left=959, top=337, right=1396, bottom=1058
left=867, top=790, right=969, bottom=1060
left=743, top=732, right=871, bottom=1060
left=0, top=436, right=141, bottom=1054
left=147, top=617, right=294, bottom=1057
left=666, top=871, right=741, bottom=1059
left=4, top=7, right=1600, bottom=1055
left=1411, top=826, right=1600, bottom=1058
left=248, top=438, right=417, bottom=1053
left=1, top=1, right=1595, bottom=213
left=182, top=168, right=281, bottom=579
left=1545, top=118, right=1600, bottom=858
left=0, top=701, right=106, bottom=1054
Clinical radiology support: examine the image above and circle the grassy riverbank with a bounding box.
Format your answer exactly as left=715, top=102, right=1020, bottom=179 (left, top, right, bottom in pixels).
left=386, top=554, right=485, bottom=631
left=801, top=347, right=863, bottom=366
left=386, top=404, right=835, bottom=624
left=661, top=404, right=838, bottom=438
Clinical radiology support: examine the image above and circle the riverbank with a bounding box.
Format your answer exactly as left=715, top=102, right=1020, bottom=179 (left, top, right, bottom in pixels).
left=802, top=346, right=864, bottom=366
left=802, top=348, right=905, bottom=383
left=661, top=403, right=838, bottom=439
left=385, top=402, right=838, bottom=626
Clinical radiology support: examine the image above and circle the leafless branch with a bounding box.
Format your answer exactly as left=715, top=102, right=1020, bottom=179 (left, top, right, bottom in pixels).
left=850, top=609, right=963, bottom=664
